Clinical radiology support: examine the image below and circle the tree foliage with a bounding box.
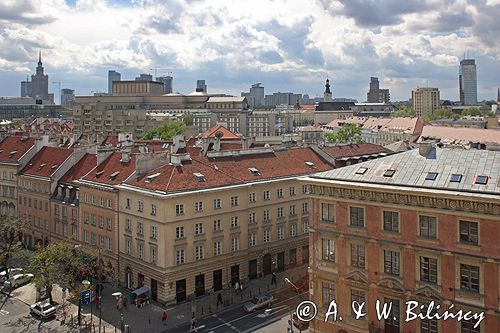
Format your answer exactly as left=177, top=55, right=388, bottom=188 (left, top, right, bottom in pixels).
left=392, top=107, right=415, bottom=118
left=0, top=216, right=28, bottom=278
left=462, top=107, right=482, bottom=117
left=141, top=120, right=186, bottom=140
left=324, top=124, right=362, bottom=144
left=182, top=115, right=194, bottom=126
left=423, top=109, right=460, bottom=121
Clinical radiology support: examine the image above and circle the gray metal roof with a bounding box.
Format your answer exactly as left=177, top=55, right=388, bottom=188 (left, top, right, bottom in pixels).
left=312, top=148, right=500, bottom=195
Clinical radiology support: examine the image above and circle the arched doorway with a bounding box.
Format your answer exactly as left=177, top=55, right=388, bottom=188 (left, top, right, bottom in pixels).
left=262, top=253, right=272, bottom=276
left=125, top=267, right=133, bottom=289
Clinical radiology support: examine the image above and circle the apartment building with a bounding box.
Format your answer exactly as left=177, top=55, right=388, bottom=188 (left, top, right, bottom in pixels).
left=115, top=146, right=334, bottom=303
left=302, top=145, right=500, bottom=333
left=412, top=87, right=440, bottom=117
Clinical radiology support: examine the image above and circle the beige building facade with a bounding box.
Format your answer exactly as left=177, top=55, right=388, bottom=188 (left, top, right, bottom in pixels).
left=412, top=87, right=440, bottom=117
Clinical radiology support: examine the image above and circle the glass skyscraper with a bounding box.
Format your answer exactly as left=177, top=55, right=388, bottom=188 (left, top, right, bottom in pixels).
left=459, top=59, right=477, bottom=105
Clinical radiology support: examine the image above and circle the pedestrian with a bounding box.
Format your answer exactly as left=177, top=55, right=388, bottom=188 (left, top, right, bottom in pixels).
left=271, top=272, right=277, bottom=286
left=94, top=296, right=100, bottom=309
left=234, top=281, right=239, bottom=293
left=216, top=292, right=223, bottom=307
left=162, top=311, right=168, bottom=325
left=123, top=296, right=128, bottom=310
left=191, top=313, right=196, bottom=331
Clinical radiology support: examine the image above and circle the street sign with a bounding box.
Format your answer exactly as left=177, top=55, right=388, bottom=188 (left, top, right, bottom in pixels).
left=81, top=290, right=92, bottom=305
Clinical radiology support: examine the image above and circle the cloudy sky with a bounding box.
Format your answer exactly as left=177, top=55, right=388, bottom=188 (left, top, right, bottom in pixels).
left=0, top=0, right=499, bottom=102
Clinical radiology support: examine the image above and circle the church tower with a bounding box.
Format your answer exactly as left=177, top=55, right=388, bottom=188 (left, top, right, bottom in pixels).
left=324, top=77, right=332, bottom=102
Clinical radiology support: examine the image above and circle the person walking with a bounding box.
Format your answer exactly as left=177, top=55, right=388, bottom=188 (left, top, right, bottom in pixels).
left=234, top=281, right=240, bottom=293
left=217, top=292, right=223, bottom=307
left=271, top=272, right=277, bottom=286
left=162, top=311, right=168, bottom=326
left=190, top=313, right=197, bottom=332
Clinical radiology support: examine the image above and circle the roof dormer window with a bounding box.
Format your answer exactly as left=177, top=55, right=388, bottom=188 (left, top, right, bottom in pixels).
left=305, top=161, right=316, bottom=169
left=425, top=172, right=438, bottom=181
left=109, top=171, right=120, bottom=180
left=475, top=175, right=488, bottom=185
left=249, top=167, right=261, bottom=176
left=355, top=167, right=368, bottom=175
left=146, top=173, right=161, bottom=183
left=383, top=169, right=396, bottom=177
left=194, top=172, right=206, bottom=182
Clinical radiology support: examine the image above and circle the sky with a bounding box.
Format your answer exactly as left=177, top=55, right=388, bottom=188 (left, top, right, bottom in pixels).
left=0, top=0, right=499, bottom=102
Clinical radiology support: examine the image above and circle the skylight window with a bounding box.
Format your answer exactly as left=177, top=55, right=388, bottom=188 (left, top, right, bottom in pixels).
left=475, top=175, right=488, bottom=185
left=95, top=170, right=104, bottom=178
left=38, top=163, right=46, bottom=170
left=383, top=169, right=396, bottom=177
left=425, top=172, right=438, bottom=180
left=450, top=174, right=462, bottom=183
left=109, top=171, right=120, bottom=180
left=194, top=172, right=206, bottom=182
left=9, top=151, right=17, bottom=156
left=355, top=167, right=368, bottom=175
left=51, top=165, right=58, bottom=170
left=146, top=173, right=161, bottom=183
left=249, top=168, right=261, bottom=176
left=305, top=161, right=316, bottom=169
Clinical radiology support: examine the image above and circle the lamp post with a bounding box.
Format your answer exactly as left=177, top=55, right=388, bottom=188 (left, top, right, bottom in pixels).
left=284, top=278, right=297, bottom=333
left=112, top=292, right=124, bottom=333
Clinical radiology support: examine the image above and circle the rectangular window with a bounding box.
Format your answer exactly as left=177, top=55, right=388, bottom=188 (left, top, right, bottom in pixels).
left=289, top=186, right=296, bottom=196
left=277, top=207, right=284, bottom=218
left=349, top=207, right=365, bottom=227
left=137, top=243, right=144, bottom=259
left=84, top=212, right=89, bottom=225
left=107, top=199, right=112, bottom=209
left=290, top=223, right=297, bottom=237
left=461, top=319, right=480, bottom=333
left=99, top=216, right=104, bottom=229
left=125, top=198, right=131, bottom=209
left=151, top=204, right=157, bottom=216
left=176, top=249, right=185, bottom=264
left=214, top=241, right=222, bottom=256
left=302, top=202, right=308, bottom=214
left=195, top=245, right=204, bottom=260
left=107, top=238, right=112, bottom=251
left=321, top=282, right=335, bottom=306
left=263, top=210, right=270, bottom=221
left=151, top=247, right=157, bottom=264
left=249, top=212, right=256, bottom=224
left=264, top=229, right=271, bottom=243
left=460, top=264, right=480, bottom=293
left=459, top=220, right=478, bottom=245
left=289, top=204, right=296, bottom=216
left=249, top=192, right=256, bottom=203
left=91, top=214, right=96, bottom=226
left=420, top=257, right=438, bottom=284
left=175, top=204, right=184, bottom=215
left=125, top=218, right=131, bottom=231
left=263, top=190, right=270, bottom=201
left=321, top=203, right=335, bottom=223
left=322, top=239, right=335, bottom=262
left=137, top=222, right=143, bottom=235
left=277, top=188, right=283, bottom=198
left=385, top=298, right=400, bottom=328
left=91, top=233, right=96, bottom=245
left=195, top=201, right=203, bottom=212
left=419, top=215, right=437, bottom=238
left=107, top=218, right=112, bottom=231
left=230, top=196, right=239, bottom=207
left=249, top=233, right=256, bottom=247
left=277, top=226, right=284, bottom=240
left=84, top=230, right=89, bottom=243
left=384, top=250, right=400, bottom=276
left=126, top=239, right=132, bottom=255
left=351, top=244, right=366, bottom=269
left=151, top=226, right=157, bottom=239
left=302, top=184, right=308, bottom=194
left=383, top=211, right=400, bottom=232
left=231, top=216, right=239, bottom=228
left=302, top=220, right=309, bottom=233
left=351, top=290, right=366, bottom=318
left=195, top=223, right=204, bottom=235
left=175, top=226, right=184, bottom=239
left=213, top=198, right=221, bottom=209
left=213, top=220, right=221, bottom=232
left=230, top=237, right=240, bottom=252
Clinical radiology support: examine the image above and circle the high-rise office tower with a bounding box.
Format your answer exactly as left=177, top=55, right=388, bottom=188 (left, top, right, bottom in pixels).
left=241, top=83, right=265, bottom=107
left=367, top=77, right=390, bottom=103
left=459, top=59, right=477, bottom=105
left=197, top=80, right=207, bottom=93
left=135, top=74, right=153, bottom=81
left=61, top=88, right=75, bottom=108
left=108, top=70, right=121, bottom=94
left=31, top=51, right=50, bottom=103
left=156, top=76, right=173, bottom=94
left=21, top=75, right=32, bottom=97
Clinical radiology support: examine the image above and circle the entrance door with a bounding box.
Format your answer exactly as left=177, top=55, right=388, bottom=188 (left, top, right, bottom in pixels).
left=289, top=248, right=297, bottom=267
left=213, top=270, right=222, bottom=291
left=277, top=252, right=285, bottom=271
left=195, top=274, right=205, bottom=297
left=230, top=265, right=239, bottom=285
left=263, top=253, right=272, bottom=275
left=151, top=279, right=158, bottom=302
left=138, top=273, right=144, bottom=288
left=302, top=245, right=309, bottom=265
left=126, top=267, right=132, bottom=289
left=175, top=279, right=186, bottom=303
left=248, top=259, right=257, bottom=279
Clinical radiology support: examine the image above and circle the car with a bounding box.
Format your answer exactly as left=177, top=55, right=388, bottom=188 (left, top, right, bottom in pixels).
left=4, top=273, right=34, bottom=288
left=30, top=301, right=56, bottom=319
left=242, top=294, right=273, bottom=313
left=0, top=268, right=23, bottom=282
left=292, top=312, right=309, bottom=330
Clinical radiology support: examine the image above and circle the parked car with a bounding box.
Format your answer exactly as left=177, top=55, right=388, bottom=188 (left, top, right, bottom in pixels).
left=242, top=294, right=273, bottom=313
left=30, top=300, right=56, bottom=319
left=4, top=273, right=34, bottom=288
left=0, top=268, right=23, bottom=282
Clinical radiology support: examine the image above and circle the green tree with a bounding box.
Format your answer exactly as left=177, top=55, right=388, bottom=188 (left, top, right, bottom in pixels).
left=182, top=115, right=194, bottom=126
left=141, top=120, right=186, bottom=140
left=0, top=216, right=27, bottom=279
left=462, top=107, right=482, bottom=117
left=392, top=107, right=415, bottom=118
left=324, top=124, right=362, bottom=144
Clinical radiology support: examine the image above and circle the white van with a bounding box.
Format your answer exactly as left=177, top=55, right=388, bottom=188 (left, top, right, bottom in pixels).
left=4, top=273, right=34, bottom=288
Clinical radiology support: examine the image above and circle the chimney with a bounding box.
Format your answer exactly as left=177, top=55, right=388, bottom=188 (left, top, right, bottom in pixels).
left=120, top=151, right=131, bottom=163
left=213, top=137, right=221, bottom=152
left=172, top=135, right=186, bottom=154
left=135, top=151, right=169, bottom=178
left=171, top=154, right=182, bottom=166
left=418, top=141, right=437, bottom=159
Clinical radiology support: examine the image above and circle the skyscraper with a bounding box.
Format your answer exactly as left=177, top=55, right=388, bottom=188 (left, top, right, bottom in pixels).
left=367, top=77, right=390, bottom=103
left=61, top=88, right=75, bottom=108
left=135, top=74, right=153, bottom=81
left=156, top=76, right=173, bottom=94
left=108, top=70, right=121, bottom=94
left=21, top=76, right=32, bottom=97
left=241, top=83, right=265, bottom=107
left=31, top=51, right=50, bottom=103
left=196, top=80, right=207, bottom=93
left=459, top=59, right=477, bottom=105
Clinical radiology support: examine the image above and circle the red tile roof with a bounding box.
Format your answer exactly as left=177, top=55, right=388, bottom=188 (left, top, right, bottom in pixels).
left=21, top=147, right=73, bottom=177
left=100, top=135, right=119, bottom=147
left=126, top=147, right=333, bottom=193
left=321, top=143, right=390, bottom=158
left=202, top=124, right=240, bottom=140
left=0, top=136, right=35, bottom=162
left=60, top=153, right=97, bottom=183
left=81, top=152, right=136, bottom=186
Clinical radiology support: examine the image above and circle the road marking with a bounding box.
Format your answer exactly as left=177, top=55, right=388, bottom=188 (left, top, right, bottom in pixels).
left=0, top=309, right=9, bottom=315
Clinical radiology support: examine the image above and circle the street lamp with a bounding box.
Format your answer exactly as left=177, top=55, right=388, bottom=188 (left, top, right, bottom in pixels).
left=284, top=278, right=297, bottom=333
left=112, top=291, right=125, bottom=333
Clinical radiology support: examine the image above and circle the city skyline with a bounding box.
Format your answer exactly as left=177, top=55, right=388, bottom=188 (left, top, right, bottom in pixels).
left=0, top=0, right=499, bottom=102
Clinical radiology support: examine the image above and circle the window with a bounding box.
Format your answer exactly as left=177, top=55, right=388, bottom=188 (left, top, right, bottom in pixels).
left=126, top=239, right=131, bottom=254
left=420, top=304, right=439, bottom=333
left=302, top=220, right=309, bottom=233
left=106, top=218, right=112, bottom=230
left=277, top=188, right=283, bottom=198
left=91, top=214, right=96, bottom=226
left=264, top=229, right=271, bottom=243
left=230, top=196, right=239, bottom=206
left=107, top=199, right=112, bottom=209
left=176, top=249, right=185, bottom=264
left=137, top=222, right=143, bottom=235
left=195, top=223, right=204, bottom=235
left=302, top=184, right=308, bottom=194
left=351, top=244, right=365, bottom=269
left=91, top=196, right=96, bottom=205
left=151, top=226, right=157, bottom=239
left=425, top=172, right=438, bottom=180
left=475, top=175, right=488, bottom=185
left=321, top=203, right=335, bottom=223
left=383, top=211, right=399, bottom=232
left=151, top=204, right=157, bottom=216
left=351, top=290, right=366, bottom=318
left=278, top=226, right=284, bottom=240
left=108, top=238, right=112, bottom=251
left=383, top=169, right=396, bottom=177
left=195, top=201, right=203, bottom=212
left=419, top=215, right=437, bottom=238
left=263, top=190, right=270, bottom=201
left=195, top=245, right=204, bottom=260
left=385, top=298, right=400, bottom=328
left=290, top=223, right=297, bottom=237
left=214, top=241, right=222, bottom=256
left=384, top=250, right=400, bottom=276
left=249, top=232, right=257, bottom=247
left=461, top=319, right=480, bottom=333
left=459, top=220, right=478, bottom=245
left=263, top=210, right=270, bottom=221
left=231, top=216, right=239, bottom=228
left=125, top=218, right=131, bottom=231
left=302, top=202, right=308, bottom=214
left=322, top=239, right=335, bottom=262
left=99, top=216, right=104, bottom=229
left=289, top=186, right=296, bottom=196
left=84, top=212, right=89, bottom=225
left=249, top=212, right=256, bottom=224
left=151, top=247, right=157, bottom=264
left=355, top=167, right=368, bottom=175
left=175, top=226, right=184, bottom=239
left=420, top=257, right=437, bottom=284
left=213, top=220, right=221, bottom=232
left=137, top=243, right=144, bottom=259
left=125, top=198, right=131, bottom=209
left=277, top=207, right=284, bottom=218
left=175, top=204, right=184, bottom=215
left=289, top=204, right=296, bottom=216
left=321, top=282, right=335, bottom=306
left=450, top=174, right=462, bottom=183
left=349, top=207, right=365, bottom=227
left=213, top=198, right=221, bottom=209
left=230, top=237, right=240, bottom=252
left=460, top=264, right=480, bottom=293
left=249, top=192, right=256, bottom=203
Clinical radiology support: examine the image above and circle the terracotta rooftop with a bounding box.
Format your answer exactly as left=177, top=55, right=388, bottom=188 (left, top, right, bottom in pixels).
left=60, top=153, right=97, bottom=183
left=201, top=124, right=240, bottom=140
left=418, top=126, right=500, bottom=145
left=81, top=152, right=136, bottom=186
left=21, top=147, right=73, bottom=177
left=321, top=143, right=391, bottom=158
left=100, top=135, right=119, bottom=147
left=0, top=136, right=35, bottom=162
left=325, top=117, right=424, bottom=134
left=125, top=147, right=333, bottom=193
